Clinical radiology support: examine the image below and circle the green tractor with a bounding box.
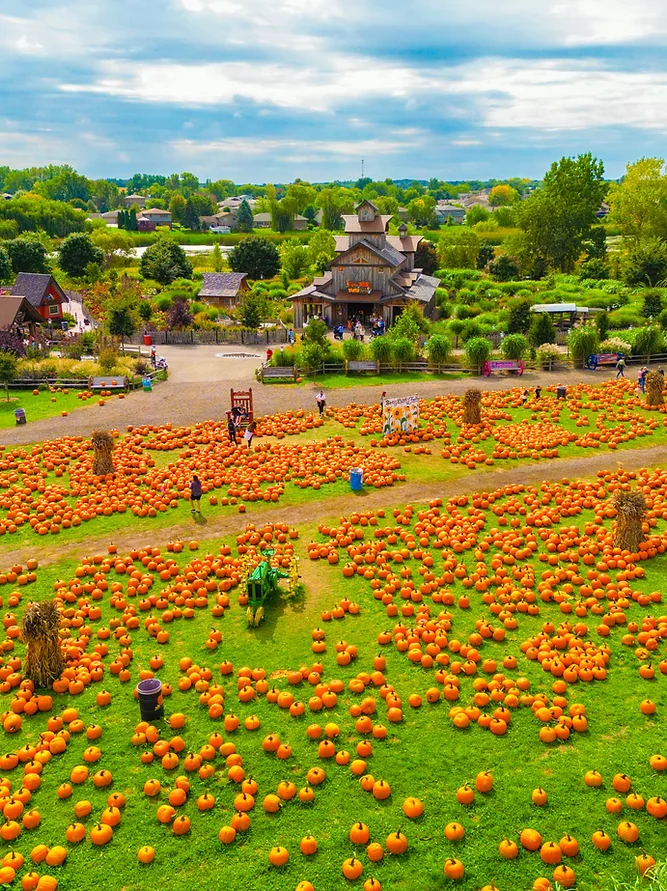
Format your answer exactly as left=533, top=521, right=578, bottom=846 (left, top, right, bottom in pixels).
left=245, top=549, right=288, bottom=627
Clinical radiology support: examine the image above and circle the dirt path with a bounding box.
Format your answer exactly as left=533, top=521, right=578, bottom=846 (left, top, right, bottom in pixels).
left=4, top=439, right=665, bottom=571
left=0, top=356, right=621, bottom=448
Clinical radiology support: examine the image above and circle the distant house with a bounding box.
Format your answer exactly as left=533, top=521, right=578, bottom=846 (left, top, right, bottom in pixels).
left=101, top=210, right=119, bottom=225
left=200, top=212, right=235, bottom=231
left=436, top=203, right=466, bottom=225
left=10, top=273, right=69, bottom=323
left=141, top=208, right=172, bottom=227
left=0, top=294, right=44, bottom=336
left=253, top=213, right=308, bottom=230
left=198, top=273, right=250, bottom=310
left=121, top=194, right=147, bottom=209
left=596, top=202, right=610, bottom=219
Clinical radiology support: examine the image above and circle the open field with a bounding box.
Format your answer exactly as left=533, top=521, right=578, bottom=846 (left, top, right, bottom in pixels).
left=0, top=382, right=665, bottom=891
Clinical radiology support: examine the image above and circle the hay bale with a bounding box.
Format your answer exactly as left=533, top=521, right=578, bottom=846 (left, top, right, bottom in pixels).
left=22, top=600, right=65, bottom=687
left=611, top=490, right=647, bottom=553
left=645, top=371, right=664, bottom=406
left=462, top=388, right=482, bottom=425
left=91, top=430, right=115, bottom=476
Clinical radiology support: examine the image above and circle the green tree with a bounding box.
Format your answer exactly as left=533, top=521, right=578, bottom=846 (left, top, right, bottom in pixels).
left=239, top=293, right=263, bottom=329
left=58, top=233, right=104, bottom=278
left=279, top=239, right=309, bottom=279
left=137, top=301, right=153, bottom=323
left=169, top=194, right=187, bottom=226
left=426, top=333, right=451, bottom=366
left=407, top=195, right=437, bottom=228
left=299, top=341, right=330, bottom=371
left=595, top=311, right=610, bottom=340
left=315, top=187, right=355, bottom=230
left=516, top=153, right=606, bottom=272
left=284, top=181, right=317, bottom=214
left=140, top=236, right=193, bottom=285
left=91, top=229, right=134, bottom=267
left=607, top=157, right=667, bottom=240
left=580, top=257, right=610, bottom=280
left=438, top=229, right=480, bottom=268
left=492, top=205, right=516, bottom=227
left=461, top=319, right=483, bottom=343
left=642, top=291, right=664, bottom=319
left=127, top=205, right=138, bottom=231
left=388, top=304, right=429, bottom=344
left=568, top=327, right=600, bottom=368
left=624, top=237, right=667, bottom=286
left=210, top=243, right=224, bottom=273
left=489, top=185, right=519, bottom=206
left=465, top=205, right=490, bottom=227
left=414, top=240, right=439, bottom=275
left=500, top=333, right=529, bottom=360
left=0, top=352, right=17, bottom=401
left=302, top=318, right=328, bottom=347
left=489, top=254, right=520, bottom=281
left=476, top=241, right=495, bottom=270
left=6, top=236, right=50, bottom=274
left=107, top=303, right=137, bottom=352
left=306, top=230, right=336, bottom=271
left=633, top=325, right=663, bottom=359
left=236, top=199, right=254, bottom=233
left=182, top=194, right=215, bottom=231
left=464, top=337, right=492, bottom=372
left=448, top=319, right=465, bottom=349
left=229, top=236, right=280, bottom=280
left=0, top=245, right=11, bottom=283
left=529, top=312, right=556, bottom=347
left=507, top=300, right=532, bottom=334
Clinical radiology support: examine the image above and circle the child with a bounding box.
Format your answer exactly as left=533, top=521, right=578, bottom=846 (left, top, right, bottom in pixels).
left=190, top=475, right=202, bottom=514
left=227, top=415, right=237, bottom=444
left=244, top=422, right=256, bottom=449
left=535, top=385, right=541, bottom=400
left=521, top=389, right=528, bottom=405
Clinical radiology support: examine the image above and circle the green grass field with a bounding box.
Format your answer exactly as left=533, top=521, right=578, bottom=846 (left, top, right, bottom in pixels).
left=0, top=384, right=666, bottom=891
left=0, top=390, right=107, bottom=428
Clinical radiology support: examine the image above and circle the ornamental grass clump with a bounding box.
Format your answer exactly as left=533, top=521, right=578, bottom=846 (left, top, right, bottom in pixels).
left=611, top=491, right=647, bottom=553
left=22, top=600, right=65, bottom=687
left=462, top=388, right=482, bottom=425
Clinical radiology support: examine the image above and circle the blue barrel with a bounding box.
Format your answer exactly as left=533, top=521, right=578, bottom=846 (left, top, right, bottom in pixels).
left=136, top=678, right=163, bottom=722
left=142, top=377, right=153, bottom=392
left=350, top=468, right=363, bottom=491
left=14, top=408, right=26, bottom=425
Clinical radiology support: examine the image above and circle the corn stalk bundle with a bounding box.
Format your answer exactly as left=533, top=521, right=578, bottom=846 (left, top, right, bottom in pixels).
left=22, top=600, right=65, bottom=687
left=645, top=371, right=665, bottom=406
left=611, top=490, right=647, bottom=553
left=91, top=430, right=115, bottom=476
left=462, top=388, right=482, bottom=425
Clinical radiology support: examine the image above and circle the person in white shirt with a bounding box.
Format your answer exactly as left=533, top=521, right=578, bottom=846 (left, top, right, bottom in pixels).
left=316, top=391, right=326, bottom=416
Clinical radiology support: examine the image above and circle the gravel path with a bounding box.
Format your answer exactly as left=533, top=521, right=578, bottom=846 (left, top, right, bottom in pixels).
left=0, top=344, right=623, bottom=447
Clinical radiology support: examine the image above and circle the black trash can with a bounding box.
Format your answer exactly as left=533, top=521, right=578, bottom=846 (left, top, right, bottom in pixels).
left=556, top=385, right=567, bottom=400
left=136, top=678, right=163, bottom=722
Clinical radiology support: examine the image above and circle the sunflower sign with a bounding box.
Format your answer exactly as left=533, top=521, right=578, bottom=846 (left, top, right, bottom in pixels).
left=382, top=395, right=420, bottom=436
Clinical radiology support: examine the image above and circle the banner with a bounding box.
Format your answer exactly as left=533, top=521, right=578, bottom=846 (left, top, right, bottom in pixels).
left=382, top=395, right=420, bottom=436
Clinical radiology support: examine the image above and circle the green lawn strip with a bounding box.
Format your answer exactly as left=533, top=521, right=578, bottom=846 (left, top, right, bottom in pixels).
left=0, top=390, right=110, bottom=429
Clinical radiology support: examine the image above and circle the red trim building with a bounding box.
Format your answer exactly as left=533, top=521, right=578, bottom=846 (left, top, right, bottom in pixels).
left=10, top=274, right=69, bottom=323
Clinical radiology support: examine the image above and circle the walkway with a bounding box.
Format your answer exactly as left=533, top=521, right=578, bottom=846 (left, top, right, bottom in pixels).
left=0, top=344, right=623, bottom=447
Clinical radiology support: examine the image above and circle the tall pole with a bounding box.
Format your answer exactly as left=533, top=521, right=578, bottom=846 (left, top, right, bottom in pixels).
left=361, top=159, right=364, bottom=179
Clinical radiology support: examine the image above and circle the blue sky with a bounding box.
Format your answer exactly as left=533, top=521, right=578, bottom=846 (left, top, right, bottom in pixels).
left=2, top=0, right=667, bottom=183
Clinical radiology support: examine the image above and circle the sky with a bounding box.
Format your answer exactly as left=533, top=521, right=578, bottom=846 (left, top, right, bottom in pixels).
left=2, top=0, right=667, bottom=183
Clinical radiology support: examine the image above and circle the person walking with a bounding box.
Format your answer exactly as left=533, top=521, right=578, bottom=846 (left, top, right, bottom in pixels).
left=189, top=475, right=202, bottom=514
left=243, top=421, right=256, bottom=449
left=615, top=356, right=626, bottom=378
left=639, top=366, right=647, bottom=393
left=316, top=390, right=326, bottom=417
left=150, top=345, right=157, bottom=368
left=535, top=385, right=541, bottom=400
left=521, top=389, right=528, bottom=405
left=227, top=414, right=237, bottom=444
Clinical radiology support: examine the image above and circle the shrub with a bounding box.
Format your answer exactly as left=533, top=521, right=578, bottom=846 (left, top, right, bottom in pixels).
left=568, top=327, right=600, bottom=368
left=600, top=337, right=632, bottom=354
left=464, top=337, right=492, bottom=371
left=298, top=342, right=329, bottom=372
left=272, top=348, right=296, bottom=367
left=500, top=333, right=529, bottom=360
left=426, top=334, right=452, bottom=366
left=98, top=347, right=118, bottom=373
left=370, top=336, right=393, bottom=363
left=529, top=312, right=557, bottom=347
left=461, top=320, right=483, bottom=343
left=342, top=339, right=365, bottom=361
left=391, top=337, right=415, bottom=368
left=536, top=344, right=560, bottom=370
left=632, top=325, right=664, bottom=358
left=154, top=294, right=173, bottom=312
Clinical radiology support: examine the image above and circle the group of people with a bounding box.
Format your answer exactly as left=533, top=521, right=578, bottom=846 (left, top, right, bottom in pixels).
left=615, top=358, right=664, bottom=395
left=226, top=406, right=256, bottom=446
left=521, top=386, right=543, bottom=404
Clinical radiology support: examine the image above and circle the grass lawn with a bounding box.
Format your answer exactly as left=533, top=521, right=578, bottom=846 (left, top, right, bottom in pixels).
left=1, top=467, right=666, bottom=891
left=0, top=389, right=108, bottom=428
left=291, top=371, right=466, bottom=389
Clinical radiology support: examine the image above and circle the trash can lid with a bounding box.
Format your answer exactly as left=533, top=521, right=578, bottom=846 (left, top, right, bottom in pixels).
left=137, top=678, right=162, bottom=695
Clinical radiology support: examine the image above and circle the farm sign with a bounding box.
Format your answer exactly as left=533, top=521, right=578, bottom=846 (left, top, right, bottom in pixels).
left=382, top=395, right=420, bottom=436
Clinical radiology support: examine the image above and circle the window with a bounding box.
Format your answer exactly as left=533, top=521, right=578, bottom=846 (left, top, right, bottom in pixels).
left=49, top=304, right=60, bottom=316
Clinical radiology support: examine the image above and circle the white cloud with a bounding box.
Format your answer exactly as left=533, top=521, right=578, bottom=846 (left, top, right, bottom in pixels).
left=170, top=136, right=413, bottom=159
left=15, top=34, right=43, bottom=53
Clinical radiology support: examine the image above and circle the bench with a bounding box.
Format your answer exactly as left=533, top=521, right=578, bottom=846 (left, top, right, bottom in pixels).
left=260, top=366, right=297, bottom=382
left=347, top=360, right=380, bottom=374
left=88, top=376, right=127, bottom=391
left=482, top=360, right=524, bottom=377
left=586, top=352, right=623, bottom=370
